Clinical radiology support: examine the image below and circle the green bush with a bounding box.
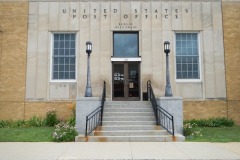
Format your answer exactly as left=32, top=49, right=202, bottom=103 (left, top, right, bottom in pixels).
left=0, top=120, right=11, bottom=128
left=45, top=108, right=59, bottom=127
left=27, top=116, right=46, bottom=127
left=0, top=117, right=46, bottom=128
left=184, top=117, right=234, bottom=127
left=52, top=122, right=78, bottom=142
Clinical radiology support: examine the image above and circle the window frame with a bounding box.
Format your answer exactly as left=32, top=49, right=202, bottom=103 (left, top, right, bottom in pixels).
left=50, top=32, right=77, bottom=83
left=113, top=31, right=139, bottom=58
left=174, top=32, right=202, bottom=83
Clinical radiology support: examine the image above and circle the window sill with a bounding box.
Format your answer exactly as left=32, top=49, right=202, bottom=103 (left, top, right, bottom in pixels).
left=50, top=80, right=77, bottom=83
left=175, top=79, right=202, bottom=83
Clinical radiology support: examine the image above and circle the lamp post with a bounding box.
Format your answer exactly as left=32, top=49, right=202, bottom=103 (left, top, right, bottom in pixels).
left=164, top=41, right=173, bottom=97
left=85, top=41, right=92, bottom=97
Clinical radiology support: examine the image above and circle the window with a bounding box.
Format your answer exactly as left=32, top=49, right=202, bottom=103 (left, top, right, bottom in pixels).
left=52, top=33, right=76, bottom=80
left=175, top=33, right=200, bottom=80
left=113, top=32, right=139, bottom=57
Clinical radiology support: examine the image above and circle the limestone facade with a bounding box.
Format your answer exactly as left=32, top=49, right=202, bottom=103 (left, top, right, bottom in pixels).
left=26, top=0, right=226, bottom=101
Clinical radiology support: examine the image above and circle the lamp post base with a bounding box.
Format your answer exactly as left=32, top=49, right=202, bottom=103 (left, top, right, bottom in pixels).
left=84, top=85, right=92, bottom=97
left=165, top=84, right=173, bottom=97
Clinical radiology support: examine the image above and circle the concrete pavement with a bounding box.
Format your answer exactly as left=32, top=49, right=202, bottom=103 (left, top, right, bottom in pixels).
left=0, top=142, right=240, bottom=160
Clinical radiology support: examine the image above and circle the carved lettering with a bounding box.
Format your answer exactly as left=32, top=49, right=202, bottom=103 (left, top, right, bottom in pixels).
left=59, top=6, right=190, bottom=21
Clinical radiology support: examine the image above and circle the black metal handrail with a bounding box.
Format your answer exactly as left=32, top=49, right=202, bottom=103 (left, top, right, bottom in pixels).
left=147, top=80, right=175, bottom=136
left=85, top=81, right=106, bottom=136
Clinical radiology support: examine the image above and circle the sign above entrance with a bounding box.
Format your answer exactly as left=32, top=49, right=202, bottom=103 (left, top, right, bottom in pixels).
left=59, top=2, right=192, bottom=31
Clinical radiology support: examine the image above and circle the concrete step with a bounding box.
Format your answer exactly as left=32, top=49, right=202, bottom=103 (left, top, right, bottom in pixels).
left=103, top=116, right=156, bottom=121
left=104, top=108, right=153, bottom=112
left=92, top=130, right=167, bottom=136
left=103, top=112, right=154, bottom=116
left=76, top=135, right=173, bottom=142
left=104, top=105, right=151, bottom=109
left=102, top=121, right=156, bottom=125
left=95, top=125, right=161, bottom=131
left=105, top=101, right=151, bottom=106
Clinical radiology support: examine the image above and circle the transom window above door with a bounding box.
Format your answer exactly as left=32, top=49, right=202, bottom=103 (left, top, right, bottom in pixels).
left=113, top=32, right=139, bottom=57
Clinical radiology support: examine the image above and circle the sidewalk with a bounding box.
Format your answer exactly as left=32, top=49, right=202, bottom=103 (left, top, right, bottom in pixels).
left=0, top=142, right=240, bottom=160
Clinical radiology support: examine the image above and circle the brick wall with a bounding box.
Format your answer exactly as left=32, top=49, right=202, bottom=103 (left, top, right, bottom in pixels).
left=222, top=0, right=240, bottom=125
left=0, top=1, right=28, bottom=120
left=24, top=101, right=73, bottom=120
left=183, top=100, right=227, bottom=120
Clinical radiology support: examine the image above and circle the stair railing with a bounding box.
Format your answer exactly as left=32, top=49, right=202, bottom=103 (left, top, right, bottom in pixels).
left=147, top=80, right=175, bottom=136
left=85, top=81, right=106, bottom=136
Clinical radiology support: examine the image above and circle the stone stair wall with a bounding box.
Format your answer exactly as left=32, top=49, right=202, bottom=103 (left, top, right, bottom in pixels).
left=76, top=101, right=185, bottom=142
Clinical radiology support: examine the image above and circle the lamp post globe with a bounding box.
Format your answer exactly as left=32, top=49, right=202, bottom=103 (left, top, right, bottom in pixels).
left=86, top=41, right=92, bottom=54
left=164, top=41, right=173, bottom=97
left=85, top=41, right=93, bottom=97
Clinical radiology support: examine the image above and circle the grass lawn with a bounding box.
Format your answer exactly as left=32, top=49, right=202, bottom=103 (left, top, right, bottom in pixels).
left=0, top=126, right=239, bottom=142
left=186, top=126, right=240, bottom=142
left=0, top=127, right=54, bottom=142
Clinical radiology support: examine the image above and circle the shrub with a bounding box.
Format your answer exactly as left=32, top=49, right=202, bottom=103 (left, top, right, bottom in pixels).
left=52, top=122, right=78, bottom=142
left=0, top=120, right=11, bottom=128
left=184, top=117, right=234, bottom=127
left=27, top=116, right=46, bottom=127
left=46, top=108, right=59, bottom=127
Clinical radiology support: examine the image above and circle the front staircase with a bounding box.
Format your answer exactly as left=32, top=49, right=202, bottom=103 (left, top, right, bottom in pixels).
left=76, top=101, right=184, bottom=142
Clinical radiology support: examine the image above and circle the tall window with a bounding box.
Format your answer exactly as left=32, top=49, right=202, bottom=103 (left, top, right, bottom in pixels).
left=52, top=33, right=76, bottom=80
left=175, top=33, right=200, bottom=80
left=113, top=32, right=139, bottom=57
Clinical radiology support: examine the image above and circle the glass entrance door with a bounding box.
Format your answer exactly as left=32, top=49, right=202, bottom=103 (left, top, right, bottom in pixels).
left=113, top=62, right=140, bottom=101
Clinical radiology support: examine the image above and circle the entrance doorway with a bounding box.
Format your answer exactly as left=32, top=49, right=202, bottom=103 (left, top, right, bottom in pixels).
left=112, top=62, right=140, bottom=101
